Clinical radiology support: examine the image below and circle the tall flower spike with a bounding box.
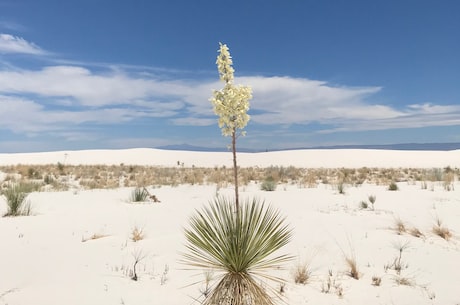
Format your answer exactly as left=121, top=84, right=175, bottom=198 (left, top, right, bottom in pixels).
left=216, top=43, right=234, bottom=84
left=211, top=43, right=252, bottom=137
left=210, top=42, right=253, bottom=209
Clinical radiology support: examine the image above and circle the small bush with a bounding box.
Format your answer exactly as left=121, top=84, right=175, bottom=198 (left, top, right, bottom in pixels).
left=44, top=174, right=54, bottom=185
left=388, top=182, right=399, bottom=191
left=371, top=276, right=382, bottom=286
left=359, top=200, right=368, bottom=209
left=368, top=195, right=376, bottom=210
left=130, top=187, right=149, bottom=202
left=260, top=177, right=277, bottom=191
left=336, top=181, right=346, bottom=194
left=2, top=182, right=34, bottom=217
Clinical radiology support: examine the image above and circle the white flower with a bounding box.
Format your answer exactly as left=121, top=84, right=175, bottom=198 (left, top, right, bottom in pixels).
left=210, top=43, right=252, bottom=137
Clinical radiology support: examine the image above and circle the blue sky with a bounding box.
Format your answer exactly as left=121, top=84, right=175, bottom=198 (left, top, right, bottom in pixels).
left=0, top=0, right=459, bottom=152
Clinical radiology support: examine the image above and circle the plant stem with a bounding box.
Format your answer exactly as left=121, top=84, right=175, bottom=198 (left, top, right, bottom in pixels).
left=232, top=128, right=239, bottom=210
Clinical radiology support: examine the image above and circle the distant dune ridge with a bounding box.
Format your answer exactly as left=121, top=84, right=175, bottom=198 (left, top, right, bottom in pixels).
left=0, top=148, right=459, bottom=168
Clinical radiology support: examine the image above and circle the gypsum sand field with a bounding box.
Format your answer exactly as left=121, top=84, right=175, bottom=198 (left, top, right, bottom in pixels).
left=1, top=149, right=460, bottom=305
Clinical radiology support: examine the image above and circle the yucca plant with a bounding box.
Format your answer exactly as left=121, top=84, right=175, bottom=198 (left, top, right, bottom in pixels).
left=129, top=187, right=149, bottom=202
left=3, top=182, right=33, bottom=216
left=182, top=197, right=292, bottom=305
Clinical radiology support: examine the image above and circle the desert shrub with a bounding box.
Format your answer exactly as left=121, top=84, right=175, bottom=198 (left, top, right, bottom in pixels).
left=443, top=171, right=455, bottom=191
left=336, top=181, right=346, bottom=194
left=44, top=174, right=54, bottom=185
left=371, top=276, right=382, bottom=286
left=388, top=182, right=399, bottom=191
left=261, top=177, right=277, bottom=191
left=130, top=187, right=149, bottom=202
left=2, top=182, right=34, bottom=216
left=359, top=200, right=368, bottom=209
left=368, top=195, right=376, bottom=210
left=27, top=167, right=41, bottom=179
left=57, top=162, right=65, bottom=174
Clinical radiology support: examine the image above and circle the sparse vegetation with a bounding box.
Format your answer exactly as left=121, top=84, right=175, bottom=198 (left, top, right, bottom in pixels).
left=388, top=181, right=399, bottom=191
left=0, top=164, right=455, bottom=192
left=359, top=200, right=368, bottom=209
left=2, top=182, right=35, bottom=216
left=393, top=217, right=407, bottom=235
left=339, top=240, right=360, bottom=280
left=345, top=256, right=360, bottom=280
left=261, top=177, right=277, bottom=191
left=130, top=249, right=147, bottom=281
left=321, top=270, right=344, bottom=297
left=130, top=225, right=145, bottom=242
left=393, top=276, right=414, bottom=286
left=292, top=261, right=311, bottom=285
left=409, top=227, right=424, bottom=238
left=368, top=195, right=376, bottom=210
left=371, top=276, right=382, bottom=286
left=387, top=240, right=410, bottom=275
left=336, top=180, right=346, bottom=194
left=81, top=232, right=109, bottom=242
left=433, top=216, right=452, bottom=240
left=130, top=187, right=149, bottom=202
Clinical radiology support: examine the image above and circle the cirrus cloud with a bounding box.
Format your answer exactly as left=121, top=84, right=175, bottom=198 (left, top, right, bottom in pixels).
left=0, top=33, right=45, bottom=55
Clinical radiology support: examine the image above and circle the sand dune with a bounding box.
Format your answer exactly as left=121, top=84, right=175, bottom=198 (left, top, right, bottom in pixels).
left=1, top=148, right=459, bottom=168
left=1, top=149, right=459, bottom=305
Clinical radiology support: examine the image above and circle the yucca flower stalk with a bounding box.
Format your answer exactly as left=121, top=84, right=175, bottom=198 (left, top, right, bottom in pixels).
left=210, top=43, right=252, bottom=210
left=182, top=197, right=292, bottom=305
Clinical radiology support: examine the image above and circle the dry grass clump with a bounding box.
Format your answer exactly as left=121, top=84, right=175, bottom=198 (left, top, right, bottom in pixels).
left=321, top=270, right=343, bottom=297
left=409, top=227, right=425, bottom=238
left=81, top=233, right=109, bottom=242
left=339, top=240, right=360, bottom=280
left=345, top=256, right=360, bottom=279
left=393, top=217, right=407, bottom=235
left=393, top=276, right=414, bottom=286
left=432, top=217, right=452, bottom=240
left=443, top=169, right=455, bottom=191
left=292, top=261, right=311, bottom=285
left=371, top=276, right=382, bottom=286
left=130, top=225, right=145, bottom=242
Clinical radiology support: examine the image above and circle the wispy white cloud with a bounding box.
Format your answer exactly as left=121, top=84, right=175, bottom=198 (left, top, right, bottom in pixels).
left=317, top=103, right=460, bottom=133
left=0, top=94, right=182, bottom=135
left=0, top=21, right=27, bottom=32
left=0, top=61, right=459, bottom=140
left=0, top=33, right=45, bottom=55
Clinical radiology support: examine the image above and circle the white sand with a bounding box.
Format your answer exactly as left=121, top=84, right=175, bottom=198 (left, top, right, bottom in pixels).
left=0, top=149, right=459, bottom=305
left=1, top=148, right=459, bottom=168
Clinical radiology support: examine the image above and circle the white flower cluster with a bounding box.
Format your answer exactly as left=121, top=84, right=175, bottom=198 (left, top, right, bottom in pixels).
left=210, top=43, right=252, bottom=137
